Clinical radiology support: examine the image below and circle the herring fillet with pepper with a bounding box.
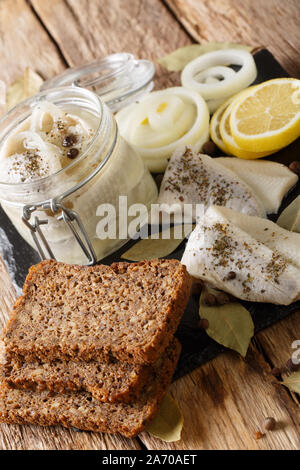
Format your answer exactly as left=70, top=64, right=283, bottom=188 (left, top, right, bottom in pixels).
left=181, top=205, right=300, bottom=305
left=216, top=157, right=298, bottom=214
left=157, top=147, right=264, bottom=219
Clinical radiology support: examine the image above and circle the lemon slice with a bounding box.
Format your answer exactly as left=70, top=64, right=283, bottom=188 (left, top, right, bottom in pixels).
left=230, top=78, right=300, bottom=152
left=219, top=90, right=273, bottom=159
left=210, top=98, right=231, bottom=153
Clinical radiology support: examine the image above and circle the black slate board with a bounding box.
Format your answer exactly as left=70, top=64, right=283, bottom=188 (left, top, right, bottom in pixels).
left=0, top=49, right=299, bottom=380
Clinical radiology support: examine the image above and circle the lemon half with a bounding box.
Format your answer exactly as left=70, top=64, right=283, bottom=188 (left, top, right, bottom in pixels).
left=230, top=78, right=300, bottom=152
left=218, top=89, right=272, bottom=159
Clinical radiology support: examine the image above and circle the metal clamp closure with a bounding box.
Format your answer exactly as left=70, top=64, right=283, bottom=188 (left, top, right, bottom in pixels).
left=22, top=201, right=97, bottom=265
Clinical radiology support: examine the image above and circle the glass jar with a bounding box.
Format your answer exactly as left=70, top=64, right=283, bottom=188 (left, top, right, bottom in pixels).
left=41, top=53, right=155, bottom=112
left=0, top=87, right=158, bottom=265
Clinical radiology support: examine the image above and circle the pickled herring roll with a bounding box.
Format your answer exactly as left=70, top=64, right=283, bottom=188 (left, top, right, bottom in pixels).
left=0, top=101, right=96, bottom=184
left=116, top=87, right=210, bottom=172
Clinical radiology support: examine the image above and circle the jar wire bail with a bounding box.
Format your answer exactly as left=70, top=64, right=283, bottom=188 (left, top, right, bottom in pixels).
left=21, top=127, right=118, bottom=265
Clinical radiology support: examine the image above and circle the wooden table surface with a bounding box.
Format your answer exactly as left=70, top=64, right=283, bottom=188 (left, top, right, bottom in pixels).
left=0, top=0, right=299, bottom=451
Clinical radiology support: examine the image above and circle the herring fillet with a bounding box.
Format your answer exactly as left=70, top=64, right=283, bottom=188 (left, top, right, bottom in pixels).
left=158, top=148, right=265, bottom=220
left=220, top=206, right=300, bottom=270
left=217, top=157, right=298, bottom=214
left=181, top=205, right=300, bottom=305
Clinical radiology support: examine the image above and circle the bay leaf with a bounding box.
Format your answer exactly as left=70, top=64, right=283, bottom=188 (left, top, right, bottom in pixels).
left=158, top=42, right=253, bottom=72
left=277, top=195, right=300, bottom=233
left=281, top=371, right=300, bottom=394
left=146, top=393, right=183, bottom=442
left=199, top=288, right=254, bottom=357
left=7, top=67, right=44, bottom=110
left=121, top=224, right=194, bottom=261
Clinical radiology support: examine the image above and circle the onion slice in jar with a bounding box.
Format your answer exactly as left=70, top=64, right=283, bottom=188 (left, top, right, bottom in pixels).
left=30, top=101, right=92, bottom=142
left=181, top=49, right=257, bottom=100
left=3, top=130, right=61, bottom=159
left=30, top=101, right=64, bottom=133
left=0, top=130, right=63, bottom=183
left=116, top=86, right=209, bottom=172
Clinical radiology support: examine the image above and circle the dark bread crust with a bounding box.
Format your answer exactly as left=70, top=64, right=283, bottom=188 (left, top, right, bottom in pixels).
left=2, top=259, right=191, bottom=365
left=0, top=357, right=151, bottom=403
left=0, top=339, right=181, bottom=438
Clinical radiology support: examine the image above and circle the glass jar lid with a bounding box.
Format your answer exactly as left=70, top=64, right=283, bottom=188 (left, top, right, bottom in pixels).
left=41, top=53, right=155, bottom=112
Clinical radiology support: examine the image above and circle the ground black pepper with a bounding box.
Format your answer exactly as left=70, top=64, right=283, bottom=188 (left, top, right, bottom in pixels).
left=161, top=148, right=255, bottom=210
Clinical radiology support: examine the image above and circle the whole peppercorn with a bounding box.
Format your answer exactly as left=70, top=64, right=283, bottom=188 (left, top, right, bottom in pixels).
left=202, top=140, right=219, bottom=157
left=67, top=148, right=79, bottom=159
left=264, top=417, right=276, bottom=431
left=289, top=161, right=300, bottom=175
left=226, top=271, right=236, bottom=280
left=198, top=318, right=209, bottom=330
left=286, top=358, right=300, bottom=372
left=62, top=134, right=78, bottom=148
left=203, top=292, right=217, bottom=306
left=216, top=292, right=230, bottom=305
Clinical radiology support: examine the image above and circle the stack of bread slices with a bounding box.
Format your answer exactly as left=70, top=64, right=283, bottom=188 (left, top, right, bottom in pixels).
left=0, top=258, right=191, bottom=438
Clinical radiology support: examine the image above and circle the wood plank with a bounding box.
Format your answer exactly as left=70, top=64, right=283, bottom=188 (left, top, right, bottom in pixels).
left=255, top=311, right=300, bottom=405
left=0, top=259, right=17, bottom=329
left=256, top=311, right=300, bottom=371
left=0, top=0, right=65, bottom=84
left=0, top=422, right=141, bottom=450
left=140, top=345, right=300, bottom=450
left=165, top=0, right=300, bottom=77
left=30, top=0, right=192, bottom=89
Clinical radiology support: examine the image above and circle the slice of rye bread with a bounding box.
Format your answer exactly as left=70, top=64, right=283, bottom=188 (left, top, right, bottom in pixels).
left=2, top=259, right=191, bottom=364
left=0, top=356, right=152, bottom=403
left=0, top=339, right=181, bottom=438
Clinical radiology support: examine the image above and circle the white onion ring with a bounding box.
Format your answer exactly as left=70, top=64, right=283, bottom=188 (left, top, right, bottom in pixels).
left=116, top=87, right=209, bottom=172
left=147, top=95, right=185, bottom=131
left=195, top=65, right=236, bottom=84
left=143, top=128, right=210, bottom=173
left=127, top=94, right=195, bottom=148
left=195, top=66, right=236, bottom=112
left=181, top=49, right=257, bottom=100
